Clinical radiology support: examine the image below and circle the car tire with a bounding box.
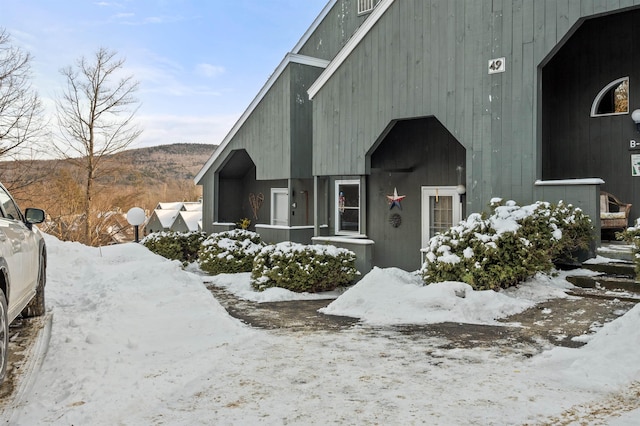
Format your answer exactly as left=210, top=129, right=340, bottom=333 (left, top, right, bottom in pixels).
left=0, top=290, right=8, bottom=384
left=21, top=251, right=46, bottom=318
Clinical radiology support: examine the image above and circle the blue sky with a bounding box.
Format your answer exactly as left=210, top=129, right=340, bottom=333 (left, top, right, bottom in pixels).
left=2, top=0, right=329, bottom=149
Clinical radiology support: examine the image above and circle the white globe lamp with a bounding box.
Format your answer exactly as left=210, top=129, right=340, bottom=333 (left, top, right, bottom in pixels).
left=126, top=207, right=146, bottom=242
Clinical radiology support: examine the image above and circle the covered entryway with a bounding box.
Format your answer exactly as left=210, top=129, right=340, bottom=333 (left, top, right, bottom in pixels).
left=541, top=8, right=640, bottom=228
left=216, top=149, right=287, bottom=228
left=367, top=117, right=466, bottom=271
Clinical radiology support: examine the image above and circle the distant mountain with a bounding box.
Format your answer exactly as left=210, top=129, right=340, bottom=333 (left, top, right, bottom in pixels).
left=106, top=143, right=217, bottom=183
left=0, top=143, right=217, bottom=187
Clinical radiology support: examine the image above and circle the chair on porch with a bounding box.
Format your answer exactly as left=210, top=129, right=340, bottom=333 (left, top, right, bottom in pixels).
left=600, top=191, right=632, bottom=230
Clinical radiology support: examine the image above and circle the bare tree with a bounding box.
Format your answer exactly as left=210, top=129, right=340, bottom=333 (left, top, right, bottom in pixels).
left=0, top=28, right=45, bottom=159
left=55, top=47, right=142, bottom=245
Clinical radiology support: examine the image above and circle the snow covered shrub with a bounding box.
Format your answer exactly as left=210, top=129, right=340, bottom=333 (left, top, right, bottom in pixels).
left=421, top=199, right=593, bottom=290
left=251, top=242, right=358, bottom=293
left=141, top=231, right=207, bottom=265
left=198, top=230, right=265, bottom=275
left=616, top=218, right=640, bottom=279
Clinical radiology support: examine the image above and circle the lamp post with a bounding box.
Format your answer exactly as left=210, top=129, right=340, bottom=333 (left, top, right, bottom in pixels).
left=632, top=109, right=640, bottom=132
left=126, top=207, right=146, bottom=243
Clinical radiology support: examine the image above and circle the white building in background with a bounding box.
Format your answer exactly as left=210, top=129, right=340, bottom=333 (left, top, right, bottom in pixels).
left=145, top=201, right=203, bottom=235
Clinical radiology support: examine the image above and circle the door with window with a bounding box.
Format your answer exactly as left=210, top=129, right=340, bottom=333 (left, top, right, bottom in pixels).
left=421, top=187, right=462, bottom=247
left=335, top=180, right=360, bottom=234
left=271, top=188, right=289, bottom=226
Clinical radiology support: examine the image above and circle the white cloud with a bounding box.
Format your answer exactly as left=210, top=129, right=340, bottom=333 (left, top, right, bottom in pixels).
left=196, top=63, right=225, bottom=78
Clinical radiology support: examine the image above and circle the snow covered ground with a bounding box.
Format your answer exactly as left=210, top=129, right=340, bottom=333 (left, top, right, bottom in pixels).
left=2, top=234, right=640, bottom=425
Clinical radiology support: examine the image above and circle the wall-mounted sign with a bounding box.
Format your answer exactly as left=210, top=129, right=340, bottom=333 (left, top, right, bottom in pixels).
left=630, top=140, right=640, bottom=150
left=632, top=154, right=640, bottom=176
left=488, top=57, right=506, bottom=74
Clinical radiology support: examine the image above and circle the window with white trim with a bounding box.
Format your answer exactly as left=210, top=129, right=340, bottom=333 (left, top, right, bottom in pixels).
left=591, top=77, right=629, bottom=117
left=271, top=188, right=289, bottom=226
left=335, top=180, right=360, bottom=234
left=357, top=0, right=375, bottom=14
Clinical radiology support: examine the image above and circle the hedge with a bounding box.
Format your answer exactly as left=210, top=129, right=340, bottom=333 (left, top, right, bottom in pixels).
left=421, top=199, right=593, bottom=290
left=251, top=242, right=358, bottom=293
left=141, top=231, right=207, bottom=265
left=198, top=229, right=265, bottom=275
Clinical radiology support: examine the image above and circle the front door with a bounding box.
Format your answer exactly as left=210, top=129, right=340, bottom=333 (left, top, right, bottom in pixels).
left=421, top=187, right=462, bottom=248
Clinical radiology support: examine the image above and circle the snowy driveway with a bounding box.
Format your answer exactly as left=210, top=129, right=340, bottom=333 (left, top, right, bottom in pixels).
left=0, top=235, right=639, bottom=425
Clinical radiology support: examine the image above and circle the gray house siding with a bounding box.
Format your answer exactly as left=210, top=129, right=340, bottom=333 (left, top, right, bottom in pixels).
left=542, top=8, right=640, bottom=224
left=290, top=64, right=324, bottom=179
left=368, top=118, right=466, bottom=271
left=296, top=0, right=378, bottom=61
left=311, top=0, right=640, bottom=216
left=197, top=1, right=379, bottom=236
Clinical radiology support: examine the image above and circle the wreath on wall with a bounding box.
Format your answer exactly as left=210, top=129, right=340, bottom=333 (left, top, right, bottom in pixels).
left=389, top=213, right=402, bottom=228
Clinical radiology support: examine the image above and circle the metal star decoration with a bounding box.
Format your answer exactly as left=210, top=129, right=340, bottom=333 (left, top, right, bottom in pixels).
left=386, top=187, right=406, bottom=210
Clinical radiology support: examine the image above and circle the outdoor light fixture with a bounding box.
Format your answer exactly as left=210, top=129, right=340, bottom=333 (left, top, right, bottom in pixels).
left=127, top=207, right=146, bottom=242
left=456, top=165, right=466, bottom=195
left=632, top=109, right=640, bottom=132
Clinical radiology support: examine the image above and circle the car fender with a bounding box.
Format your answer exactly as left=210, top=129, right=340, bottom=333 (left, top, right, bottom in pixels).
left=0, top=256, right=9, bottom=307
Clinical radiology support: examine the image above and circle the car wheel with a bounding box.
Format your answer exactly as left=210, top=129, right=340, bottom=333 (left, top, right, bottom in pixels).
left=0, top=290, right=8, bottom=384
left=21, top=251, right=46, bottom=318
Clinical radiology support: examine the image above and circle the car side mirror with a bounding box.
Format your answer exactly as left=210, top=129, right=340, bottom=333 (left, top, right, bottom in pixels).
left=25, top=208, right=46, bottom=225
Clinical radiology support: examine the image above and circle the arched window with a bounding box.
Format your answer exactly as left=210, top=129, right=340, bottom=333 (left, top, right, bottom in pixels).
left=591, top=77, right=629, bottom=117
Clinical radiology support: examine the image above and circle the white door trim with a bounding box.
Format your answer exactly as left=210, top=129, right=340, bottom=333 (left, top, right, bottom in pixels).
left=421, top=186, right=462, bottom=248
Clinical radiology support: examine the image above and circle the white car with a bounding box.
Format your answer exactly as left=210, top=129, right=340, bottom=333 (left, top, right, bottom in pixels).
left=0, top=182, right=46, bottom=384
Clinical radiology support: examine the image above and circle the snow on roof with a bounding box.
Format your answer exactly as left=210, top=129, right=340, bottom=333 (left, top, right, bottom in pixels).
left=182, top=202, right=202, bottom=212
left=155, top=209, right=179, bottom=228
left=178, top=211, right=202, bottom=231
left=157, top=202, right=184, bottom=210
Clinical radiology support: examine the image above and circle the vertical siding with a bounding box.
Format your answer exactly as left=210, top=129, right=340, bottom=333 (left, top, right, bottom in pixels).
left=297, top=0, right=369, bottom=60
left=290, top=64, right=323, bottom=179
left=312, top=0, right=640, bottom=214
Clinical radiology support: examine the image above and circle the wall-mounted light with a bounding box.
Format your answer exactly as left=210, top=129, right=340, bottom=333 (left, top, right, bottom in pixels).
left=456, top=165, right=466, bottom=195
left=632, top=109, right=640, bottom=132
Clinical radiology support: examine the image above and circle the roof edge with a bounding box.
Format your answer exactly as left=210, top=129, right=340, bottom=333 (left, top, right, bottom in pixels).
left=308, top=0, right=395, bottom=99
left=292, top=0, right=338, bottom=54
left=194, top=53, right=330, bottom=184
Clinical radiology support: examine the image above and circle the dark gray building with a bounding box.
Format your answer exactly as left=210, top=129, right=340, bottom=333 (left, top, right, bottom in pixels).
left=196, top=0, right=640, bottom=273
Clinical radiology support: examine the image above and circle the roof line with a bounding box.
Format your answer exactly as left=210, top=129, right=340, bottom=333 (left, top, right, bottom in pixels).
left=308, top=0, right=395, bottom=99
left=292, top=0, right=338, bottom=54
left=194, top=53, right=330, bottom=184
left=194, top=2, right=336, bottom=184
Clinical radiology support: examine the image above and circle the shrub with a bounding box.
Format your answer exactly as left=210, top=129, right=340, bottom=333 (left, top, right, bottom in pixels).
left=251, top=242, right=359, bottom=293
left=616, top=219, right=640, bottom=279
left=198, top=229, right=265, bottom=275
left=421, top=199, right=593, bottom=290
left=141, top=231, right=207, bottom=265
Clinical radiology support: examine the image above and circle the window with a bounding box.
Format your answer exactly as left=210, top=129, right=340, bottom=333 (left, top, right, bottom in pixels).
left=357, top=0, right=376, bottom=14
left=335, top=180, right=360, bottom=234
left=591, top=77, right=629, bottom=117
left=421, top=187, right=462, bottom=248
left=271, top=188, right=289, bottom=226
left=0, top=186, right=21, bottom=221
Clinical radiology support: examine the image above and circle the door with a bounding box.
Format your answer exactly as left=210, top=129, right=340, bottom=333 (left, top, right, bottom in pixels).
left=421, top=187, right=462, bottom=248
left=0, top=185, right=38, bottom=307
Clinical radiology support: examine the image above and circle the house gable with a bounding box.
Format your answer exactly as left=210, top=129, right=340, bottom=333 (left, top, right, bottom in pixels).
left=309, top=0, right=640, bottom=212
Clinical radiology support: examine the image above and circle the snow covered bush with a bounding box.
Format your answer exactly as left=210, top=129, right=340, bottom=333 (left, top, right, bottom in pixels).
left=616, top=218, right=640, bottom=279
left=251, top=242, right=358, bottom=293
left=141, top=231, right=207, bottom=265
left=421, top=199, right=593, bottom=290
left=198, top=230, right=266, bottom=275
